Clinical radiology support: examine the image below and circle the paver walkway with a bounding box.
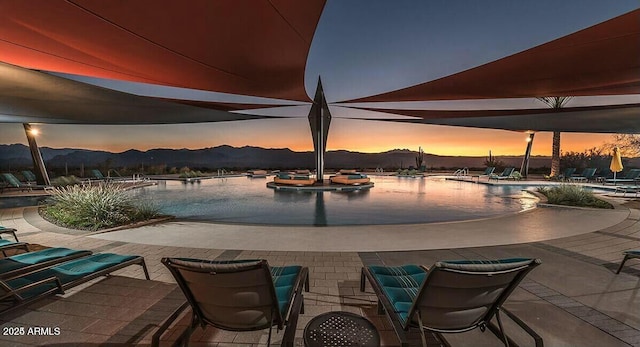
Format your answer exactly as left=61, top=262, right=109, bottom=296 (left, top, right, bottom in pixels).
left=0, top=199, right=638, bottom=346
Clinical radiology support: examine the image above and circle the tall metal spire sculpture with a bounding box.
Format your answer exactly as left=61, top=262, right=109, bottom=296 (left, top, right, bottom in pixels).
left=308, top=77, right=332, bottom=182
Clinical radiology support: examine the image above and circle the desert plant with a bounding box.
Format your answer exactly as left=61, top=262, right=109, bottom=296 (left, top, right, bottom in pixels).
left=415, top=147, right=425, bottom=171
left=41, top=183, right=160, bottom=230
left=537, top=185, right=612, bottom=209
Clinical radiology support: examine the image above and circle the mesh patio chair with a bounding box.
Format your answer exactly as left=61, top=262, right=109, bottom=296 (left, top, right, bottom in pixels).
left=154, top=258, right=309, bottom=347
left=361, top=258, right=542, bottom=347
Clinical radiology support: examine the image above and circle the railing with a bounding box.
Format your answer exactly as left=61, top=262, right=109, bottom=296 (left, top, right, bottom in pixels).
left=453, top=167, right=469, bottom=177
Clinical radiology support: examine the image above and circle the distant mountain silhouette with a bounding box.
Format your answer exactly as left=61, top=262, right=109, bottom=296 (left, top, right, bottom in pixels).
left=0, top=143, right=556, bottom=171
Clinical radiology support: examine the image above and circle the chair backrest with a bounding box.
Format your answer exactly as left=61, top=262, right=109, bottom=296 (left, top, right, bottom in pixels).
left=625, top=169, right=640, bottom=179
left=0, top=173, right=21, bottom=187
left=21, top=171, right=37, bottom=182
left=407, top=258, right=540, bottom=332
left=483, top=167, right=495, bottom=175
left=583, top=167, right=597, bottom=178
left=91, top=169, right=105, bottom=179
left=563, top=168, right=576, bottom=177
left=162, top=258, right=282, bottom=331
left=501, top=167, right=514, bottom=177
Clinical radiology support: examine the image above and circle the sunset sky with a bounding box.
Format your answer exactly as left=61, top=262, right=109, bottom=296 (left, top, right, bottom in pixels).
left=0, top=1, right=637, bottom=157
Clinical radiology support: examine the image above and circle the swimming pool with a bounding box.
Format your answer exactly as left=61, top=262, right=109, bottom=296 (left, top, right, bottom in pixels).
left=130, top=176, right=536, bottom=226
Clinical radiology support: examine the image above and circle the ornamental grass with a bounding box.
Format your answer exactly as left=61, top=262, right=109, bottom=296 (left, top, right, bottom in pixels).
left=537, top=185, right=613, bottom=209
left=42, top=183, right=160, bottom=230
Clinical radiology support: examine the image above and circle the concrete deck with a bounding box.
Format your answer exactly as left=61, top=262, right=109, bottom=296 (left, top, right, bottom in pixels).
left=0, top=196, right=639, bottom=346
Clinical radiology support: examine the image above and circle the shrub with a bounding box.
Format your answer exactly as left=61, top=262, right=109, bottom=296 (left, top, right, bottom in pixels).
left=537, top=185, right=613, bottom=209
left=41, top=184, right=160, bottom=230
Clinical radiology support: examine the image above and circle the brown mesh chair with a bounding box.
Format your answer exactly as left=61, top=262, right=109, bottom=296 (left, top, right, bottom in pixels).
left=155, top=258, right=309, bottom=347
left=361, top=258, right=542, bottom=347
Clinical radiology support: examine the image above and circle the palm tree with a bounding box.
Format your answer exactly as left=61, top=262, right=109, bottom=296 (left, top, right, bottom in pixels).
left=537, top=96, right=572, bottom=177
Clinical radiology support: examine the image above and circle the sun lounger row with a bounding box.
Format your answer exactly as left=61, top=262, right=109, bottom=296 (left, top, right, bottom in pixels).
left=0, top=239, right=149, bottom=315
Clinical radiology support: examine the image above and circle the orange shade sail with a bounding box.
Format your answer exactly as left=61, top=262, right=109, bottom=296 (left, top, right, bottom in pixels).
left=348, top=9, right=640, bottom=103
left=0, top=0, right=326, bottom=102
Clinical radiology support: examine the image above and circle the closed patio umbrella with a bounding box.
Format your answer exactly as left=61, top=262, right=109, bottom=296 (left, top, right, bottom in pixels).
left=610, top=147, right=623, bottom=183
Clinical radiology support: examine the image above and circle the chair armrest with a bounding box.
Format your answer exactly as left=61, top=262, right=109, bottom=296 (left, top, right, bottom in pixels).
left=0, top=228, right=19, bottom=242
left=152, top=301, right=190, bottom=347
left=487, top=307, right=543, bottom=347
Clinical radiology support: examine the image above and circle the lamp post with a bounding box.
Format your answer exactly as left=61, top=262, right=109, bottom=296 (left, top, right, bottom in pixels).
left=23, top=123, right=50, bottom=185
left=520, top=132, right=535, bottom=178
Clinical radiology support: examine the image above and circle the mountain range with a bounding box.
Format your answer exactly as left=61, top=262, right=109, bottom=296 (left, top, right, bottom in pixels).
left=1, top=143, right=554, bottom=171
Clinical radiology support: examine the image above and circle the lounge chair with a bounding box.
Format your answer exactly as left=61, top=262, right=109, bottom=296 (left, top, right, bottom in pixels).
left=360, top=258, right=542, bottom=347
left=331, top=172, right=371, bottom=185
left=21, top=170, right=37, bottom=183
left=570, top=167, right=597, bottom=182
left=489, top=167, right=515, bottom=181
left=605, top=169, right=640, bottom=185
left=472, top=167, right=495, bottom=182
left=273, top=172, right=316, bottom=186
left=0, top=173, right=33, bottom=192
left=0, top=252, right=149, bottom=314
left=154, top=258, right=309, bottom=347
left=0, top=227, right=28, bottom=256
left=0, top=247, right=92, bottom=279
left=614, top=185, right=640, bottom=197
left=616, top=250, right=640, bottom=274
left=559, top=168, right=576, bottom=181
left=90, top=169, right=106, bottom=180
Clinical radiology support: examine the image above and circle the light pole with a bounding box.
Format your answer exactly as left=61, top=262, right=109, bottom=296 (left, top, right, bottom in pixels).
left=23, top=123, right=51, bottom=185
left=520, top=132, right=535, bottom=178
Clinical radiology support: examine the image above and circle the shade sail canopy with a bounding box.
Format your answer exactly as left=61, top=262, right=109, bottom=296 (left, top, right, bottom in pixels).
left=347, top=9, right=640, bottom=103
left=0, top=0, right=326, bottom=102
left=348, top=103, right=640, bottom=133
left=0, top=62, right=266, bottom=124
left=0, top=2, right=638, bottom=135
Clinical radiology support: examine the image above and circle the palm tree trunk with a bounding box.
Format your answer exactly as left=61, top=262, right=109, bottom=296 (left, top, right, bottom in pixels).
left=550, top=131, right=561, bottom=177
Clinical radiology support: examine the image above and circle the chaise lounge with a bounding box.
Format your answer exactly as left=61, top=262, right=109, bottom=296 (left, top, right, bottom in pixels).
left=154, top=258, right=309, bottom=347
left=0, top=247, right=92, bottom=279
left=471, top=167, right=495, bottom=182
left=0, top=253, right=149, bottom=314
left=360, top=258, right=542, bottom=347
left=489, top=167, right=515, bottom=181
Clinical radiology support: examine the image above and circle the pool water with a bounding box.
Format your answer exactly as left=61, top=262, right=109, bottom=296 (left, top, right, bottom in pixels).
left=130, top=176, right=535, bottom=226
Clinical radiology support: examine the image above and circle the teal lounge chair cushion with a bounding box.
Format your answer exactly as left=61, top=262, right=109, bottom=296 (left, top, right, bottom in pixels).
left=367, top=265, right=427, bottom=324
left=0, top=239, right=14, bottom=247
left=6, top=253, right=139, bottom=298
left=347, top=174, right=367, bottom=179
left=0, top=248, right=88, bottom=273
left=277, top=173, right=292, bottom=179
left=22, top=171, right=37, bottom=182
left=271, top=265, right=303, bottom=315
left=1, top=173, right=22, bottom=187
